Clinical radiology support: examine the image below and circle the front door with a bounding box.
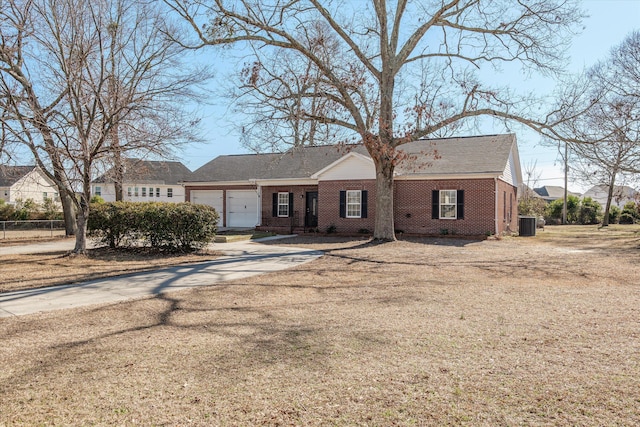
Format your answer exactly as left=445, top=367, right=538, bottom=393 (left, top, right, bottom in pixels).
left=305, top=191, right=318, bottom=228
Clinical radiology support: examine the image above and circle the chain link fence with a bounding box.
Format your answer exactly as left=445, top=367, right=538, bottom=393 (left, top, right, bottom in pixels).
left=1, top=220, right=66, bottom=239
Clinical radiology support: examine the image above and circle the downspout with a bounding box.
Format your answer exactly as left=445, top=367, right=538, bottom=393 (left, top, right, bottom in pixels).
left=494, top=177, right=499, bottom=236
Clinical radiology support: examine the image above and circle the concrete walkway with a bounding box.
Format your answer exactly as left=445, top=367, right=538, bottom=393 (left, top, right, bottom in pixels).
left=0, top=237, right=322, bottom=318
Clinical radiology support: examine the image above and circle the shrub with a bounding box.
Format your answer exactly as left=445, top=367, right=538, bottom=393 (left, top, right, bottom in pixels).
left=90, top=195, right=105, bottom=204
left=619, top=213, right=636, bottom=224
left=608, top=205, right=621, bottom=224
left=42, top=198, right=63, bottom=220
left=545, top=195, right=581, bottom=224
left=518, top=196, right=547, bottom=218
left=578, top=197, right=602, bottom=225
left=621, top=201, right=639, bottom=221
left=13, top=198, right=40, bottom=220
left=88, top=202, right=219, bottom=252
left=0, top=199, right=15, bottom=221
left=88, top=201, right=139, bottom=248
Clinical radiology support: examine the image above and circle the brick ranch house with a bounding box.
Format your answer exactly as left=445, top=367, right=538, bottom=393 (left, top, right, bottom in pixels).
left=183, top=134, right=522, bottom=236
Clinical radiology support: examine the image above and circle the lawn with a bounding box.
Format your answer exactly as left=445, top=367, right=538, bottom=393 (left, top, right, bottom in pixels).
left=1, top=225, right=639, bottom=425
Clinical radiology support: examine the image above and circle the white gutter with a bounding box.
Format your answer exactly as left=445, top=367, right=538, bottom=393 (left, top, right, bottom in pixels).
left=494, top=177, right=499, bottom=236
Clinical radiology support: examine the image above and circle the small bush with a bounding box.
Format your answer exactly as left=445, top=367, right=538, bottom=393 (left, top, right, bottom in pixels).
left=608, top=205, right=621, bottom=224
left=90, top=195, right=105, bottom=204
left=0, top=199, right=15, bottom=221
left=42, top=198, right=63, bottom=220
left=619, top=213, right=636, bottom=224
left=621, top=201, right=639, bottom=221
left=326, top=224, right=337, bottom=234
left=13, top=198, right=40, bottom=220
left=578, top=197, right=602, bottom=225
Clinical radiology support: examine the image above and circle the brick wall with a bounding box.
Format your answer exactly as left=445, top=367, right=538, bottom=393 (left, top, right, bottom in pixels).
left=394, top=178, right=497, bottom=236
left=260, top=185, right=318, bottom=232
left=496, top=179, right=518, bottom=235
left=318, top=180, right=376, bottom=234
left=317, top=178, right=517, bottom=236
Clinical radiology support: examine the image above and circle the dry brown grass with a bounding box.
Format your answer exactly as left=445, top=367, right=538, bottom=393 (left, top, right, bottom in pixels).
left=1, top=225, right=639, bottom=426
left=0, top=248, right=221, bottom=293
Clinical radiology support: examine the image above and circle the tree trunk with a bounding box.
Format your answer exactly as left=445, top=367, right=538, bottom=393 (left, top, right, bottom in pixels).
left=114, top=151, right=124, bottom=201
left=602, top=175, right=617, bottom=227
left=373, top=157, right=396, bottom=241
left=73, top=196, right=89, bottom=254
left=60, top=190, right=77, bottom=236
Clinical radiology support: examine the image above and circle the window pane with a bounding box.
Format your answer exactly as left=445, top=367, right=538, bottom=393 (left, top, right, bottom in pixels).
left=167, top=188, right=173, bottom=197
left=440, top=190, right=456, bottom=204
left=439, top=190, right=457, bottom=219
left=441, top=204, right=456, bottom=218
left=346, top=190, right=361, bottom=218
left=278, top=192, right=289, bottom=217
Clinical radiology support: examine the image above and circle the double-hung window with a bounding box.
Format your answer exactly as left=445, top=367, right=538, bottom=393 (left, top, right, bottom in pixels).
left=272, top=192, right=293, bottom=217
left=277, top=192, right=289, bottom=217
left=346, top=190, right=362, bottom=218
left=156, top=188, right=160, bottom=197
left=339, top=190, right=368, bottom=219
left=432, top=190, right=464, bottom=220
left=127, top=187, right=132, bottom=197
left=142, top=187, right=147, bottom=197
left=167, top=188, right=173, bottom=198
left=440, top=190, right=457, bottom=219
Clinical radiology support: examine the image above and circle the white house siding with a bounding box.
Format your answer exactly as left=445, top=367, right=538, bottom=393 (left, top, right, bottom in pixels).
left=582, top=186, right=639, bottom=209
left=92, top=183, right=185, bottom=203
left=3, top=170, right=58, bottom=204
left=315, top=154, right=376, bottom=181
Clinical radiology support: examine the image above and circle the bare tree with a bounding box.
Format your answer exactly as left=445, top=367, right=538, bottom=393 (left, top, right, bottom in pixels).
left=167, top=0, right=582, bottom=240
left=0, top=0, right=209, bottom=253
left=550, top=31, right=640, bottom=225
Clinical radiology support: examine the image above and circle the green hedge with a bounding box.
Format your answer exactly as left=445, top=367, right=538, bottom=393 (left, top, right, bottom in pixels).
left=88, top=202, right=219, bottom=252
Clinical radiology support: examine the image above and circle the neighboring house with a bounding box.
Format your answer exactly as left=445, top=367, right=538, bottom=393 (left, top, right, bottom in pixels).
left=582, top=185, right=639, bottom=209
left=92, top=159, right=192, bottom=202
left=184, top=134, right=522, bottom=236
left=533, top=185, right=580, bottom=203
left=0, top=165, right=59, bottom=204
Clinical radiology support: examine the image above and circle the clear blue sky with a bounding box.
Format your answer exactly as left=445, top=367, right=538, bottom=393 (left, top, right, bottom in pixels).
left=178, top=1, right=640, bottom=192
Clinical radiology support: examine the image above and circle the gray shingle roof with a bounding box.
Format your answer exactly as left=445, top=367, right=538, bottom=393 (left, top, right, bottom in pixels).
left=93, top=159, right=193, bottom=185
left=533, top=185, right=580, bottom=201
left=0, top=166, right=36, bottom=187
left=191, top=144, right=369, bottom=182
left=190, top=134, right=516, bottom=182
left=396, top=134, right=516, bottom=175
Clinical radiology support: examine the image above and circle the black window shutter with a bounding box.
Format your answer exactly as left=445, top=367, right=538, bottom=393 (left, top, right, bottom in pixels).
left=272, top=193, right=278, bottom=217
left=288, top=192, right=294, bottom=217
left=339, top=191, right=346, bottom=218
left=432, top=190, right=439, bottom=219
left=457, top=190, right=464, bottom=220
left=361, top=190, right=368, bottom=218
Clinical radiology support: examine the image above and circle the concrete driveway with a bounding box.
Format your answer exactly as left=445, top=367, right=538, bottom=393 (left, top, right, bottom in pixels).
left=0, top=237, right=322, bottom=318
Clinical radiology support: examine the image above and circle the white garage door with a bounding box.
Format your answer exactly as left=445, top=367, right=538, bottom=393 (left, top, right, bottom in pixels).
left=190, top=190, right=223, bottom=226
left=227, top=190, right=259, bottom=228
